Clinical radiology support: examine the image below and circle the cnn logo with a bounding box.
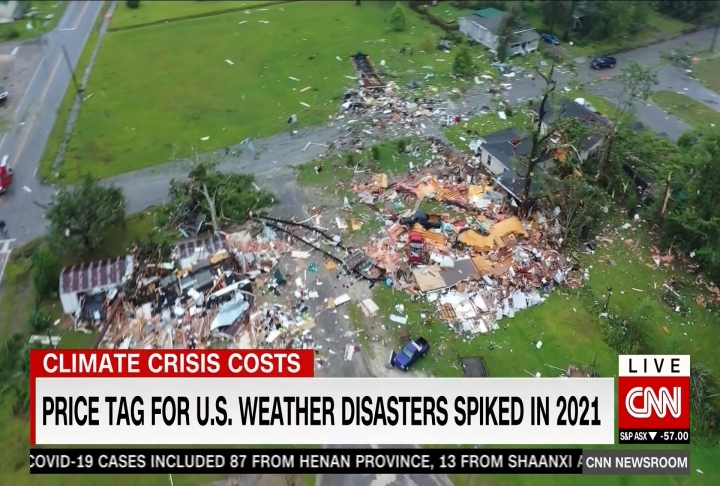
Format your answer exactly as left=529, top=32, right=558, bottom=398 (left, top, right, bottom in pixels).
left=618, top=355, right=690, bottom=431
left=625, top=387, right=682, bottom=419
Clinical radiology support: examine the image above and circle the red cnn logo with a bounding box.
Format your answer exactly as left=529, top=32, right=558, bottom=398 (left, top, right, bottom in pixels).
left=618, top=355, right=690, bottom=430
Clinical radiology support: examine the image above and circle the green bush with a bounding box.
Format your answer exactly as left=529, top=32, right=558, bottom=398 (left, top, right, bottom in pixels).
left=31, top=250, right=61, bottom=301
left=126, top=0, right=140, bottom=9
left=0, top=25, right=19, bottom=41
left=371, top=146, right=381, bottom=161
left=389, top=3, right=407, bottom=32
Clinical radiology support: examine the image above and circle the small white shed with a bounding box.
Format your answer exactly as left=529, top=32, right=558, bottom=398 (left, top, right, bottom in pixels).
left=59, top=256, right=134, bottom=315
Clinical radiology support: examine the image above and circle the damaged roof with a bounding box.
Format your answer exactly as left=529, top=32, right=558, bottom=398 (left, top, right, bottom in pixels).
left=530, top=98, right=611, bottom=151
left=174, top=233, right=227, bottom=261
left=60, top=256, right=134, bottom=295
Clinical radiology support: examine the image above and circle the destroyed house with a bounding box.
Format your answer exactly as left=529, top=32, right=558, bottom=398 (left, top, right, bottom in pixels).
left=95, top=231, right=277, bottom=349
left=351, top=52, right=383, bottom=89
left=59, top=256, right=134, bottom=316
left=530, top=98, right=612, bottom=160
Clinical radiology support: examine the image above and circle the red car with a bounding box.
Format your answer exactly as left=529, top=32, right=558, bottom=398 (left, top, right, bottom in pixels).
left=0, top=155, right=13, bottom=194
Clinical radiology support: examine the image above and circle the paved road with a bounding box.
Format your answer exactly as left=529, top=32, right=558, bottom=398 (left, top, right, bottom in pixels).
left=0, top=1, right=103, bottom=254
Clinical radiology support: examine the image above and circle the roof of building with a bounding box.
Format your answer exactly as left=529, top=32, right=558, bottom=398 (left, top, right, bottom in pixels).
left=60, top=256, right=134, bottom=295
left=530, top=98, right=612, bottom=151
left=174, top=233, right=227, bottom=261
left=480, top=128, right=532, bottom=168
left=474, top=8, right=503, bottom=18
left=464, top=8, right=506, bottom=34
left=494, top=170, right=540, bottom=201
left=512, top=28, right=541, bottom=45
left=462, top=9, right=539, bottom=40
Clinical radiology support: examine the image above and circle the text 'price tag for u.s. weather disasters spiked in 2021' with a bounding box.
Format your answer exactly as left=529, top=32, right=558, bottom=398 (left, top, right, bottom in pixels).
left=618, top=355, right=690, bottom=444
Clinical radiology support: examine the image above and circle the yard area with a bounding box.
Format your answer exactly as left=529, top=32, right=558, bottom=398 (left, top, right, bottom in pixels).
left=523, top=5, right=691, bottom=59
left=0, top=1, right=68, bottom=42
left=108, top=0, right=283, bottom=30
left=442, top=109, right=528, bottom=152
left=652, top=91, right=720, bottom=129
left=690, top=56, right=720, bottom=94
left=53, top=1, right=467, bottom=180
left=426, top=3, right=471, bottom=24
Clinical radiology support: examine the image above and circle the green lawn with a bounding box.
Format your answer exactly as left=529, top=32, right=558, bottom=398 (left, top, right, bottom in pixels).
left=109, top=0, right=282, bottom=30
left=560, top=10, right=690, bottom=58
left=38, top=1, right=109, bottom=182
left=54, top=1, right=464, bottom=180
left=426, top=4, right=470, bottom=24
left=652, top=90, right=720, bottom=129
left=691, top=57, right=720, bottom=94
left=0, top=1, right=68, bottom=42
left=443, top=110, right=529, bottom=152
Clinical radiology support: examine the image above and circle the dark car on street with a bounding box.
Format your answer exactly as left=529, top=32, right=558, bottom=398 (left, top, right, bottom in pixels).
left=591, top=55, right=617, bottom=69
left=540, top=33, right=560, bottom=46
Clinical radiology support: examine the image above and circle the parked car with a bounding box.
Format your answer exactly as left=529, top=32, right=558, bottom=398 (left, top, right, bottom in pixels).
left=590, top=55, right=617, bottom=69
left=540, top=33, right=560, bottom=46
left=390, top=337, right=429, bottom=371
left=0, top=86, right=7, bottom=102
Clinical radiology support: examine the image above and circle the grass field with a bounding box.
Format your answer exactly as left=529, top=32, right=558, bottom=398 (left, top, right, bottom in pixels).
left=690, top=57, right=720, bottom=94
left=38, top=0, right=109, bottom=182
left=521, top=4, right=691, bottom=59
left=565, top=10, right=691, bottom=58
left=53, top=1, right=463, bottom=180
left=109, top=0, right=283, bottom=30
left=426, top=4, right=470, bottom=24
left=0, top=1, right=68, bottom=42
left=442, top=110, right=526, bottom=152
left=652, top=90, right=720, bottom=128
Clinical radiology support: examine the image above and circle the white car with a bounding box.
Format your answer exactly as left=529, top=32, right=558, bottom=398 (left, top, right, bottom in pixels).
left=0, top=87, right=7, bottom=102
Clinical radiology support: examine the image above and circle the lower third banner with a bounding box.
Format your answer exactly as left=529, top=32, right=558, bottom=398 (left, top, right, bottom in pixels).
left=30, top=448, right=583, bottom=475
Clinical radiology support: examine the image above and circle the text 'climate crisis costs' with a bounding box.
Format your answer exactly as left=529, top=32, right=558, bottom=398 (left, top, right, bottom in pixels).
left=42, top=395, right=603, bottom=427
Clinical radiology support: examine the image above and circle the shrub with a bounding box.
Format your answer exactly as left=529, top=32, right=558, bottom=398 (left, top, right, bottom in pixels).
left=389, top=3, right=407, bottom=32
left=31, top=250, right=61, bottom=301
left=126, top=0, right=140, bottom=9
left=397, top=139, right=407, bottom=153
left=0, top=25, right=19, bottom=41
left=371, top=146, right=381, bottom=161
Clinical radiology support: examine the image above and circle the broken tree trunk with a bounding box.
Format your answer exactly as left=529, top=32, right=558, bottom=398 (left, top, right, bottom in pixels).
left=660, top=172, right=672, bottom=219
left=201, top=184, right=219, bottom=231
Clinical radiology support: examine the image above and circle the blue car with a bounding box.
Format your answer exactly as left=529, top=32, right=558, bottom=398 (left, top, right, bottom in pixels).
left=540, top=33, right=560, bottom=46
left=390, top=337, right=430, bottom=371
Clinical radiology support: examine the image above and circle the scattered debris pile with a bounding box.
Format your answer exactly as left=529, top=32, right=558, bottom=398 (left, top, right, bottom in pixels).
left=66, top=231, right=292, bottom=350
left=334, top=161, right=577, bottom=334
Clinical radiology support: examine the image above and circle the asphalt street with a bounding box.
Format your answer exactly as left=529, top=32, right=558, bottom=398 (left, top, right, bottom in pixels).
left=0, top=1, right=103, bottom=255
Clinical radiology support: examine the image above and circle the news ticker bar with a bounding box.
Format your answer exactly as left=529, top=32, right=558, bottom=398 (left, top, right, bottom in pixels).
left=30, top=448, right=690, bottom=475
left=619, top=429, right=690, bottom=445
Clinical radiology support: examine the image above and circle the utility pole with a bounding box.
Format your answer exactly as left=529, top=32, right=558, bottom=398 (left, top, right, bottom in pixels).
left=61, top=44, right=82, bottom=97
